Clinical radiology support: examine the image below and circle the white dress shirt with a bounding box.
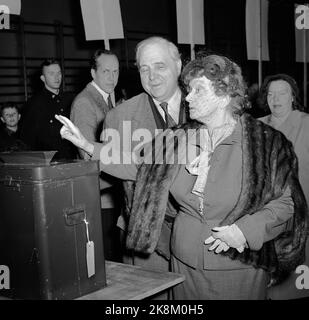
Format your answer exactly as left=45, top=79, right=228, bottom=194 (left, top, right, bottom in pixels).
left=91, top=81, right=115, bottom=107
left=153, top=88, right=182, bottom=124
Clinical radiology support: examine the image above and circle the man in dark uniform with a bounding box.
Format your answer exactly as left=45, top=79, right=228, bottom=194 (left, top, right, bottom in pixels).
left=20, top=59, right=77, bottom=160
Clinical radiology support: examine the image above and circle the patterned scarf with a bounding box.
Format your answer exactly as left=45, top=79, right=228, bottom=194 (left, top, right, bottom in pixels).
left=186, top=121, right=236, bottom=214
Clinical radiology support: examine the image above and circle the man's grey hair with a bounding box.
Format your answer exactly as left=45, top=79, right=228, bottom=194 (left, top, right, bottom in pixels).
left=135, top=36, right=181, bottom=68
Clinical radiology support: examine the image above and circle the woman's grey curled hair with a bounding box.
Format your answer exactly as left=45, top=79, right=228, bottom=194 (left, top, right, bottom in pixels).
left=181, top=54, right=251, bottom=115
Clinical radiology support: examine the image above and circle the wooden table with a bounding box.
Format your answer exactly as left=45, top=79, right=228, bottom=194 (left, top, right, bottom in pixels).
left=77, top=260, right=185, bottom=300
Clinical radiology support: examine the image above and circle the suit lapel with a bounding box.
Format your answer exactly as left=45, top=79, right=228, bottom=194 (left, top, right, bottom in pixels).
left=179, top=94, right=189, bottom=124
left=135, top=94, right=158, bottom=130
left=131, top=92, right=189, bottom=137
left=143, top=92, right=190, bottom=130
left=147, top=95, right=166, bottom=130
left=86, top=83, right=110, bottom=113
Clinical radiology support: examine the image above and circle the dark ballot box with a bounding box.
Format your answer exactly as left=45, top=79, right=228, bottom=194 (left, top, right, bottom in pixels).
left=0, top=152, right=106, bottom=300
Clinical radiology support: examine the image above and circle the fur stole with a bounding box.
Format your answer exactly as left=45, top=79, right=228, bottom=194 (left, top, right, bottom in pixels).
left=126, top=113, right=308, bottom=284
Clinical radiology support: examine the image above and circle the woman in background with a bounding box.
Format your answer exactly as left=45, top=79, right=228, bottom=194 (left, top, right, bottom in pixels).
left=259, top=73, right=309, bottom=299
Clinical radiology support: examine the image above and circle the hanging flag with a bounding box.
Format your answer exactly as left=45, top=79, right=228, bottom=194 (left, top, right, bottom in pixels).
left=0, top=0, right=21, bottom=15
left=80, top=0, right=124, bottom=41
left=295, top=4, right=309, bottom=62
left=246, top=0, right=269, bottom=61
left=176, top=0, right=205, bottom=45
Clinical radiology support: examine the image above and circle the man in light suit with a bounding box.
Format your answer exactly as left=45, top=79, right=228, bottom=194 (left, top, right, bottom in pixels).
left=70, top=49, right=122, bottom=261
left=99, top=37, right=189, bottom=298
left=71, top=49, right=119, bottom=158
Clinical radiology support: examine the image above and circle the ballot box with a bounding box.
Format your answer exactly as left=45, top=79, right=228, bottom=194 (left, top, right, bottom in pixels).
left=0, top=152, right=106, bottom=300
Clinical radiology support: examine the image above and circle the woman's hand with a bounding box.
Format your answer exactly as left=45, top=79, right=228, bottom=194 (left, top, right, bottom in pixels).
left=204, top=224, right=247, bottom=253
left=55, top=115, right=94, bottom=155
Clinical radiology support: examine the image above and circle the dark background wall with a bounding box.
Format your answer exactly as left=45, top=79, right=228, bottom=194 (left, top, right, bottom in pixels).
left=0, top=0, right=308, bottom=113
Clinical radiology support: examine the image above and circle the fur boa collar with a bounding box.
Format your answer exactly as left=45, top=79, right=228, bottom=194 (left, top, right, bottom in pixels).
left=126, top=114, right=308, bottom=284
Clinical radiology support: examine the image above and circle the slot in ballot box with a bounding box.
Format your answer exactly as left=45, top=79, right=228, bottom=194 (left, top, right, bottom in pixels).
left=0, top=151, right=106, bottom=300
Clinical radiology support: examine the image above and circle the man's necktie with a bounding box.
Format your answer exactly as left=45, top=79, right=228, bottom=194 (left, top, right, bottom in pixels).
left=107, top=94, right=113, bottom=109
left=160, top=102, right=176, bottom=129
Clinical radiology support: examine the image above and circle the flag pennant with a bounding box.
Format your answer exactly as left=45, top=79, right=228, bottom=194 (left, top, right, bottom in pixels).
left=295, top=4, right=309, bottom=62
left=246, top=0, right=269, bottom=61
left=176, top=0, right=205, bottom=45
left=0, top=0, right=21, bottom=15
left=80, top=0, right=124, bottom=41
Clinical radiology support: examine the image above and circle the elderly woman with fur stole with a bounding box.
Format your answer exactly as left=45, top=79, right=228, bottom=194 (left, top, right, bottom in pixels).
left=56, top=54, right=308, bottom=300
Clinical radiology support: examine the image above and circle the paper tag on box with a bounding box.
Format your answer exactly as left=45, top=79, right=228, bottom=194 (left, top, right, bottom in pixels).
left=86, top=241, right=95, bottom=278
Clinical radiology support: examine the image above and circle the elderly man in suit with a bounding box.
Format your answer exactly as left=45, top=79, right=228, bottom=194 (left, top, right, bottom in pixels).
left=70, top=49, right=121, bottom=262
left=103, top=36, right=188, bottom=266
left=99, top=37, right=189, bottom=299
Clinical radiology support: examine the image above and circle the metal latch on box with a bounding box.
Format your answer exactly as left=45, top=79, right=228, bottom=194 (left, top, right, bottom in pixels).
left=3, top=175, right=21, bottom=192
left=63, top=205, right=86, bottom=226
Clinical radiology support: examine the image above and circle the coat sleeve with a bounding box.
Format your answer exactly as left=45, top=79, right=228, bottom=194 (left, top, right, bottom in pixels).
left=91, top=110, right=138, bottom=181
left=92, top=142, right=137, bottom=181
left=235, top=186, right=294, bottom=251
left=70, top=96, right=97, bottom=159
